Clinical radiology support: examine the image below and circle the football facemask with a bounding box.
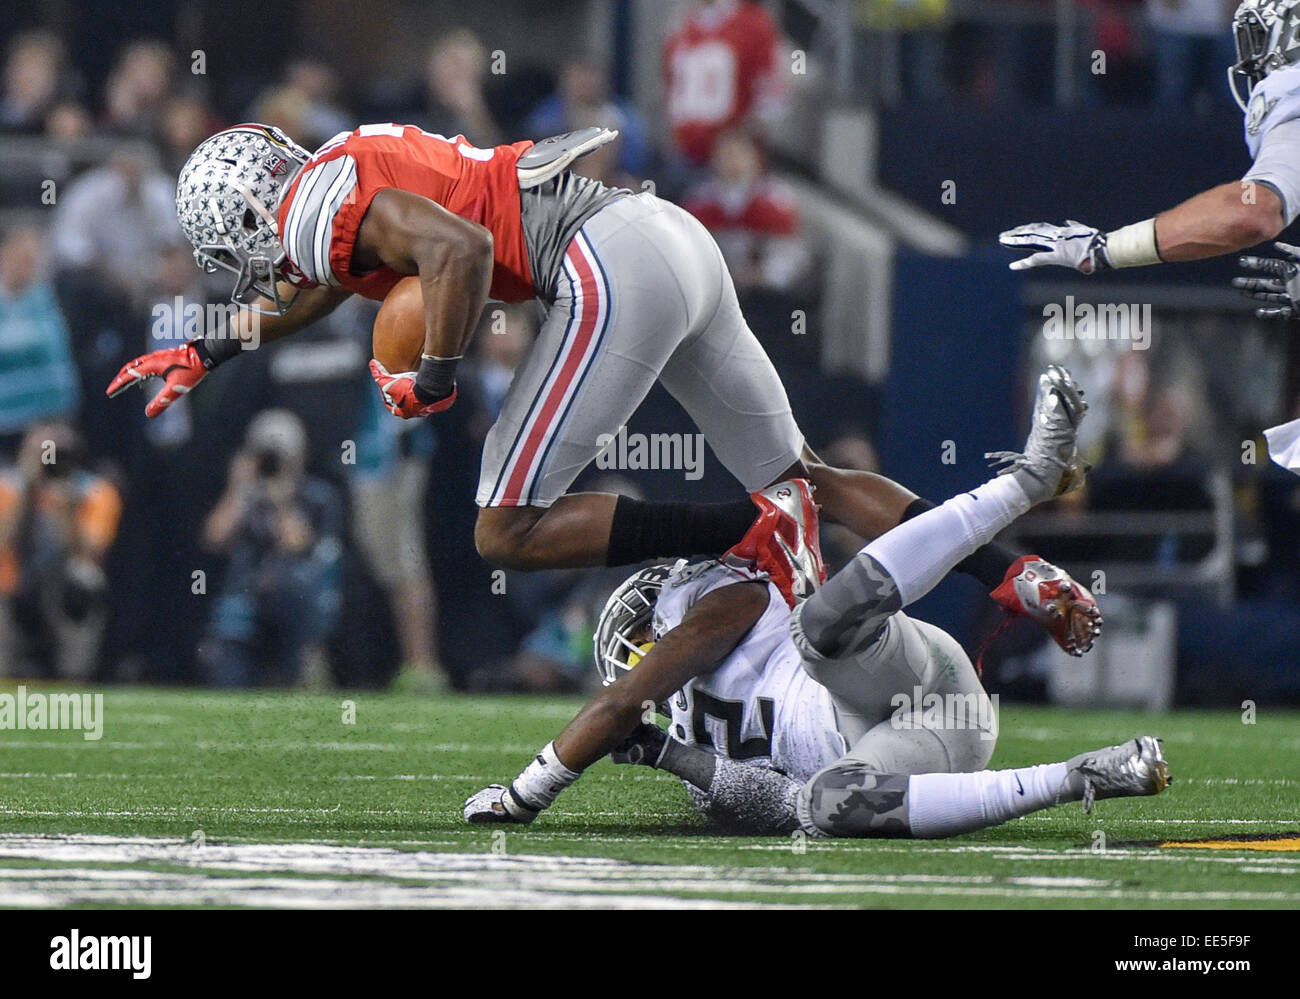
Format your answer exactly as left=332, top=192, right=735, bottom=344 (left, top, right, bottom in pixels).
left=593, top=564, right=675, bottom=686
left=1229, top=0, right=1300, bottom=111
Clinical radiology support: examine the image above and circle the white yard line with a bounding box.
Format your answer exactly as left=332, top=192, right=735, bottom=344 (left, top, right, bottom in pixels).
left=2, top=834, right=1293, bottom=909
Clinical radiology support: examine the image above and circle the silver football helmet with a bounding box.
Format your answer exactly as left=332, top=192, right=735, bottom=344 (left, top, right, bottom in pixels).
left=176, top=123, right=310, bottom=316
left=593, top=563, right=676, bottom=686
left=1229, top=0, right=1300, bottom=110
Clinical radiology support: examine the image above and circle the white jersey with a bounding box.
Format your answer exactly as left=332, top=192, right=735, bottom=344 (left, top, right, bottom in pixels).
left=653, top=561, right=846, bottom=784
left=1243, top=62, right=1300, bottom=226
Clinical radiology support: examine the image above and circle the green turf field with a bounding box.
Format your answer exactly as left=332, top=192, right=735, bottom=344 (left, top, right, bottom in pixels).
left=0, top=684, right=1296, bottom=908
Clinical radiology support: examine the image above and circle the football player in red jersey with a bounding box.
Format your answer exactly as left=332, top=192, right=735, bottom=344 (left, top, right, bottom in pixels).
left=106, top=121, right=1098, bottom=651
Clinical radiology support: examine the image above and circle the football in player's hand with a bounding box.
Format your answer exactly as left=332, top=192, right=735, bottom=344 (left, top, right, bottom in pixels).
left=372, top=276, right=424, bottom=372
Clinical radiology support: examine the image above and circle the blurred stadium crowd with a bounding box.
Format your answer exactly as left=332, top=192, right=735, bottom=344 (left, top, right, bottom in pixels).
left=0, top=0, right=1296, bottom=701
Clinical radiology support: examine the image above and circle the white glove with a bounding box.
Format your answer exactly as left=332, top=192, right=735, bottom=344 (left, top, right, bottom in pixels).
left=1234, top=241, right=1300, bottom=319
left=463, top=783, right=539, bottom=824
left=999, top=220, right=1109, bottom=274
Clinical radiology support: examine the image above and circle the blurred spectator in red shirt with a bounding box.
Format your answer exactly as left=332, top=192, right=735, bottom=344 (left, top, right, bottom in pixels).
left=663, top=0, right=787, bottom=165
left=683, top=128, right=809, bottom=293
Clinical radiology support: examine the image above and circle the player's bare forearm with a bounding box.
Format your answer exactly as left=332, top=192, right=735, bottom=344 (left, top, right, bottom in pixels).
left=1155, top=181, right=1285, bottom=262
left=412, top=234, right=492, bottom=359
left=552, top=581, right=769, bottom=771
left=355, top=187, right=493, bottom=360
left=239, top=284, right=351, bottom=345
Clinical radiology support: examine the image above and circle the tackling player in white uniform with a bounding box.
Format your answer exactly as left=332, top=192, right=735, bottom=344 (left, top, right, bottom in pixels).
left=464, top=367, right=1169, bottom=837
left=1000, top=1, right=1300, bottom=472
left=645, top=557, right=853, bottom=787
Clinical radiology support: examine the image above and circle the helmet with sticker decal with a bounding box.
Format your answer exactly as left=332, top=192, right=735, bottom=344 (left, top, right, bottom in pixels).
left=175, top=123, right=311, bottom=316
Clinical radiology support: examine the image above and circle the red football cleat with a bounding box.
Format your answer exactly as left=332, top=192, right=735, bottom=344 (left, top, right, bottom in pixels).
left=724, top=479, right=827, bottom=608
left=991, top=555, right=1103, bottom=657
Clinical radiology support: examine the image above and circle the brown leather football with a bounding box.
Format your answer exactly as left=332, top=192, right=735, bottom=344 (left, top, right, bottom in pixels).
left=372, top=276, right=424, bottom=372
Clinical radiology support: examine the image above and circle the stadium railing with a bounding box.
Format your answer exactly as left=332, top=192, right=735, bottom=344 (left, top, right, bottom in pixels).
left=1012, top=467, right=1237, bottom=609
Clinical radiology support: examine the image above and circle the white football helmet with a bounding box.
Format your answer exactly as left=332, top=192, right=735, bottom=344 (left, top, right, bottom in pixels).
left=1229, top=0, right=1300, bottom=110
left=176, top=123, right=311, bottom=316
left=593, top=563, right=676, bottom=686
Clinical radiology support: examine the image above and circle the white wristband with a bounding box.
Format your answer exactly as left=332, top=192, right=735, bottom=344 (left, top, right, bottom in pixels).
left=508, top=741, right=582, bottom=816
left=1103, top=218, right=1162, bottom=268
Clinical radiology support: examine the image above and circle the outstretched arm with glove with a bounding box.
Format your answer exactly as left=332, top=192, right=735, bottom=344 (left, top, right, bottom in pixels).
left=109, top=185, right=491, bottom=420
left=106, top=283, right=351, bottom=417
left=1000, top=182, right=1285, bottom=274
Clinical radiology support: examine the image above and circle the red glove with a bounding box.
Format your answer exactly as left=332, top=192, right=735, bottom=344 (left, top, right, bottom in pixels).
left=369, top=359, right=457, bottom=418
left=106, top=344, right=208, bottom=418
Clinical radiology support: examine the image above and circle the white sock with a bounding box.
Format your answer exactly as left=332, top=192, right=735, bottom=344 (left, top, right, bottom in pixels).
left=906, top=762, right=1072, bottom=838
left=865, top=475, right=1031, bottom=607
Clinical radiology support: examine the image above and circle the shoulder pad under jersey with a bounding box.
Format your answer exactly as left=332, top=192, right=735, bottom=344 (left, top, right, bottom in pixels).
left=1246, top=63, right=1300, bottom=158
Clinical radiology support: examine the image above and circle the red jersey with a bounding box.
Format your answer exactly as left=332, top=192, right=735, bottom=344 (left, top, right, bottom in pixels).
left=663, top=0, right=782, bottom=164
left=683, top=178, right=799, bottom=237
left=277, top=123, right=537, bottom=303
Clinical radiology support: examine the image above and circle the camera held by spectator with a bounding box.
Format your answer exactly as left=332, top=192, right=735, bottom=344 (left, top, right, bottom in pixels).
left=198, top=410, right=343, bottom=687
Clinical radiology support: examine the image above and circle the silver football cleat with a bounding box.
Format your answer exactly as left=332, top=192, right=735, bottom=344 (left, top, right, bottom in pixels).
left=1066, top=736, right=1171, bottom=814
left=986, top=364, right=1089, bottom=503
